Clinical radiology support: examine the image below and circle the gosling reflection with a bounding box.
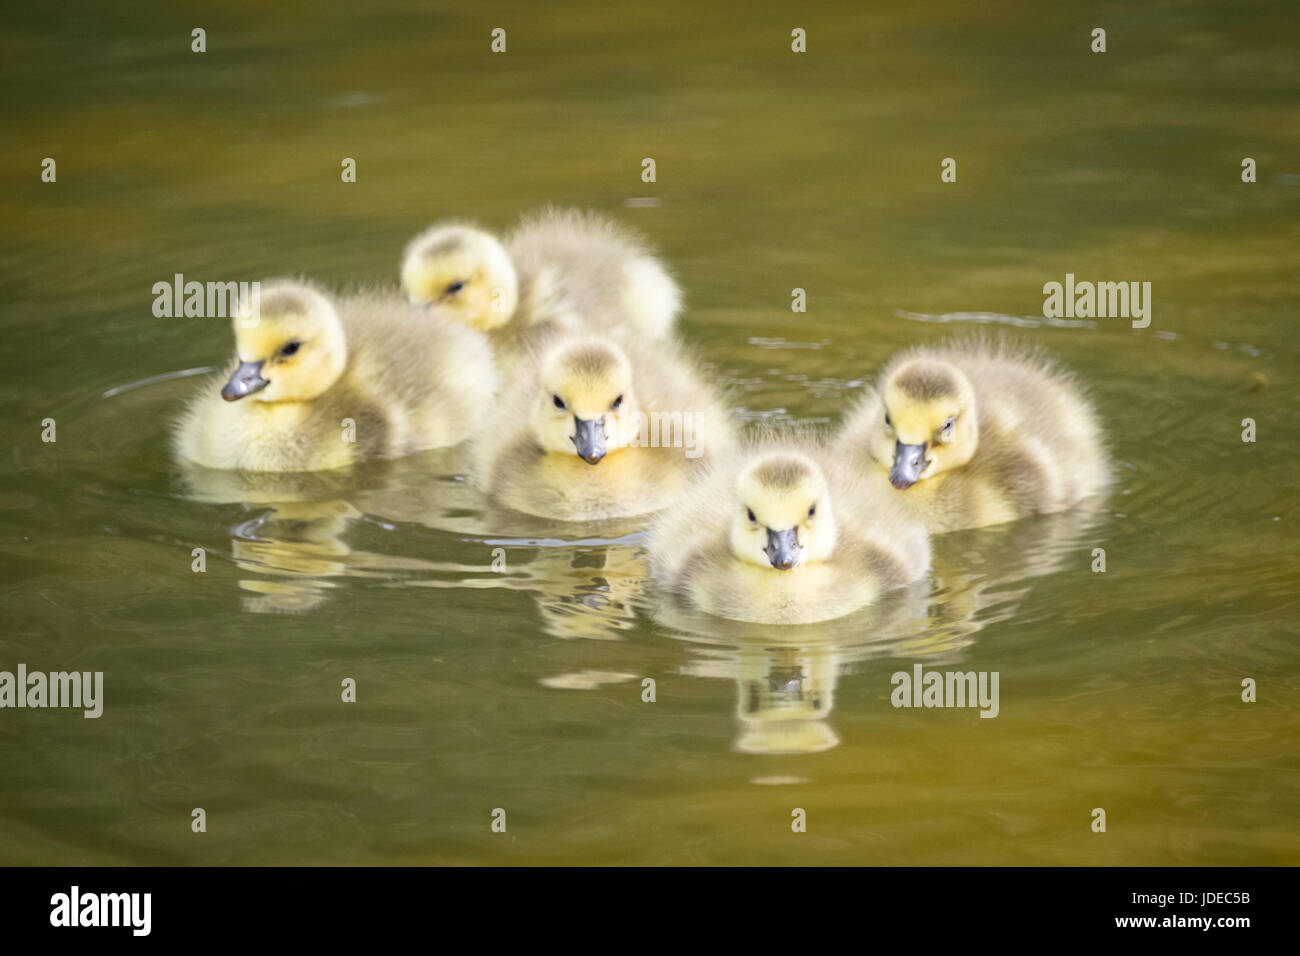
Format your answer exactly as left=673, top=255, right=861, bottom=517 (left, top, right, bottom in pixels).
left=178, top=447, right=494, bottom=614
left=661, top=585, right=930, bottom=755
left=394, top=495, right=658, bottom=640
left=232, top=500, right=358, bottom=614
left=417, top=535, right=650, bottom=642
left=919, top=498, right=1110, bottom=648
left=529, top=543, right=647, bottom=640
left=734, top=649, right=841, bottom=754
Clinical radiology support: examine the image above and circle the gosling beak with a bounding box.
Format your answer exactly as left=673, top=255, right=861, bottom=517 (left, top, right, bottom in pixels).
left=764, top=527, right=802, bottom=570
left=221, top=360, right=269, bottom=401
left=889, top=441, right=927, bottom=489
left=572, top=416, right=606, bottom=465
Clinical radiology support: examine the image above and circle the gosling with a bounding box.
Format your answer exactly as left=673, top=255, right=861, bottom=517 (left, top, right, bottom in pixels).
left=648, top=444, right=931, bottom=624
left=474, top=332, right=733, bottom=520
left=399, top=207, right=680, bottom=348
left=834, top=338, right=1108, bottom=532
left=173, top=279, right=498, bottom=472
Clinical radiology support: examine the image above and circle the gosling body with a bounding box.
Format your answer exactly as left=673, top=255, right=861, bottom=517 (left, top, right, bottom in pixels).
left=475, top=332, right=733, bottom=521
left=648, top=442, right=930, bottom=625
left=174, top=280, right=498, bottom=472
left=834, top=338, right=1107, bottom=532
left=400, top=208, right=680, bottom=357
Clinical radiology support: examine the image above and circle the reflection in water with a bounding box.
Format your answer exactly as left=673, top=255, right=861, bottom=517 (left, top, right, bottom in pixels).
left=917, top=499, right=1110, bottom=655
left=539, top=670, right=640, bottom=690
left=178, top=448, right=488, bottom=614
left=523, top=541, right=648, bottom=641
left=733, top=649, right=842, bottom=754
left=231, top=500, right=359, bottom=614
left=657, top=583, right=930, bottom=754
left=413, top=531, right=650, bottom=642
left=178, top=433, right=661, bottom=631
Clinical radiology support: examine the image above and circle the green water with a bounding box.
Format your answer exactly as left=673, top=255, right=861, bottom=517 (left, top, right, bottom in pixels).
left=1, top=0, right=1297, bottom=865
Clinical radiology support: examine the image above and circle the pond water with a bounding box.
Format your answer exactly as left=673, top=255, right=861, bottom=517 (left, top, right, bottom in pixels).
left=1, top=0, right=1297, bottom=864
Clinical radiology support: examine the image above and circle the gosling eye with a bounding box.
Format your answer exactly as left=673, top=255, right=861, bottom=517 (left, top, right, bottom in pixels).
left=808, top=504, right=816, bottom=518
left=552, top=394, right=566, bottom=411
left=746, top=507, right=757, bottom=523
left=444, top=280, right=467, bottom=296
left=280, top=340, right=301, bottom=357
left=610, top=394, right=624, bottom=411
left=940, top=416, right=956, bottom=441
left=884, top=412, right=892, bottom=429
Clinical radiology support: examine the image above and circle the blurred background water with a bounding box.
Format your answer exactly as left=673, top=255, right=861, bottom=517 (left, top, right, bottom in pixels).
left=0, top=0, right=1297, bottom=864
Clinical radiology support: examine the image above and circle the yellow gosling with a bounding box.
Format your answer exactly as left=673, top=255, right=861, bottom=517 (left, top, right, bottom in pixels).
left=648, top=443, right=931, bottom=624
left=834, top=338, right=1108, bottom=532
left=399, top=207, right=680, bottom=352
left=474, top=332, right=733, bottom=520
left=173, top=279, right=498, bottom=472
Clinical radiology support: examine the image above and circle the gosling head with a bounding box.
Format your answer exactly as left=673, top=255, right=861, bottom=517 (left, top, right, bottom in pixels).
left=222, top=281, right=346, bottom=404
left=730, top=453, right=837, bottom=571
left=400, top=223, right=519, bottom=331
left=872, top=359, right=978, bottom=489
left=532, top=340, right=637, bottom=465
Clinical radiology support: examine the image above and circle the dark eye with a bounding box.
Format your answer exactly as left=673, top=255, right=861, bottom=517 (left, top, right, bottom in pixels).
left=611, top=394, right=623, bottom=411
left=884, top=412, right=892, bottom=428
left=808, top=504, right=816, bottom=518
left=940, top=416, right=956, bottom=438
left=280, top=341, right=301, bottom=357
left=444, top=280, right=467, bottom=295
left=553, top=394, right=566, bottom=410
left=746, top=508, right=756, bottom=523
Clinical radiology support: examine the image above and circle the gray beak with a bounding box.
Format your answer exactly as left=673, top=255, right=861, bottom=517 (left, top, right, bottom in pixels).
left=572, top=416, right=606, bottom=465
left=764, top=527, right=802, bottom=570
left=889, top=441, right=927, bottom=489
left=221, top=360, right=269, bottom=401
